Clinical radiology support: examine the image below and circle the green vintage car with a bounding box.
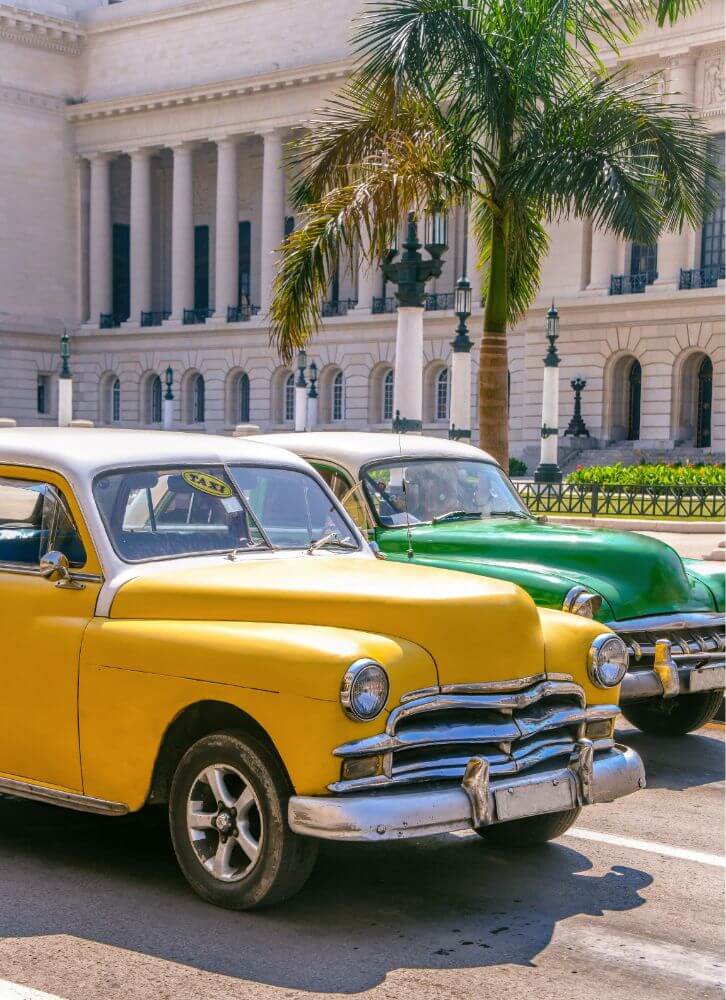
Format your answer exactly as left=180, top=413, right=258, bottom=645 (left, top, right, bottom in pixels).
left=254, top=432, right=725, bottom=737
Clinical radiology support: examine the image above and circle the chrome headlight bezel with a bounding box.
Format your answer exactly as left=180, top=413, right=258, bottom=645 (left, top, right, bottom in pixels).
left=563, top=585, right=604, bottom=619
left=340, top=659, right=389, bottom=721
left=588, top=633, right=629, bottom=688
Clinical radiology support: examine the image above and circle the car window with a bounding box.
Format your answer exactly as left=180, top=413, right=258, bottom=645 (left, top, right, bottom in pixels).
left=0, top=478, right=86, bottom=567
left=314, top=464, right=369, bottom=531
left=94, top=464, right=358, bottom=562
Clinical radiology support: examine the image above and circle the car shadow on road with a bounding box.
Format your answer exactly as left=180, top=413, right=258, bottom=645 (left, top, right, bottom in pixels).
left=0, top=796, right=652, bottom=994
left=615, top=720, right=725, bottom=791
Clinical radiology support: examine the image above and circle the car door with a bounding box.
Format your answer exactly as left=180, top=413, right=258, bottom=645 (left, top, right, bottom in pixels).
left=0, top=469, right=102, bottom=791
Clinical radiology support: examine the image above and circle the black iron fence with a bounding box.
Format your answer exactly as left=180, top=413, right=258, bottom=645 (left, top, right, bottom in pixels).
left=227, top=304, right=260, bottom=322
left=183, top=307, right=215, bottom=325
left=321, top=298, right=358, bottom=317
left=425, top=292, right=455, bottom=311
left=372, top=296, right=397, bottom=314
left=609, top=273, right=653, bottom=295
left=140, top=310, right=171, bottom=327
left=516, top=481, right=725, bottom=519
left=99, top=312, right=127, bottom=328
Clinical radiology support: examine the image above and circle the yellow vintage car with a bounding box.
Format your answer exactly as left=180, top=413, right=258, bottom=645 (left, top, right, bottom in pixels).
left=0, top=428, right=644, bottom=909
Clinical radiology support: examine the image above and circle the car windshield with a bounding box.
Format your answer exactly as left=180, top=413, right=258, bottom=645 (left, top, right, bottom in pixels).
left=362, top=459, right=530, bottom=527
left=93, top=464, right=356, bottom=562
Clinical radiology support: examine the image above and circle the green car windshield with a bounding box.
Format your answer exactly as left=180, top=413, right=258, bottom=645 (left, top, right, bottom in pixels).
left=94, top=464, right=356, bottom=562
left=362, top=458, right=530, bottom=527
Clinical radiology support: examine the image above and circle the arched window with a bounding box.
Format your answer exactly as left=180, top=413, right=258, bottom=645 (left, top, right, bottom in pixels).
left=111, top=378, right=121, bottom=423
left=193, top=373, right=205, bottom=423
left=626, top=360, right=641, bottom=441
left=238, top=372, right=250, bottom=424
left=696, top=355, right=713, bottom=448
left=382, top=369, right=394, bottom=422
left=284, top=373, right=295, bottom=423
left=435, top=368, right=449, bottom=422
left=149, top=375, right=162, bottom=424
left=332, top=371, right=345, bottom=422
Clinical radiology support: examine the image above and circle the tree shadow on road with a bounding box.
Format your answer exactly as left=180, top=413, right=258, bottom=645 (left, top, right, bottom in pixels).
left=0, top=797, right=652, bottom=994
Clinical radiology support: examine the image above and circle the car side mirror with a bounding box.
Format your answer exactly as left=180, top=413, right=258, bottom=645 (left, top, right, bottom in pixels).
left=40, top=550, right=71, bottom=581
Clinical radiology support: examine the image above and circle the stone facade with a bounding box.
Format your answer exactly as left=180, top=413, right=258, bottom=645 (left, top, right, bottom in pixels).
left=0, top=0, right=724, bottom=466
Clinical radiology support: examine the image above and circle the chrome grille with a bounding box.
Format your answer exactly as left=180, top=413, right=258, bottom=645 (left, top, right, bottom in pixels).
left=613, top=612, right=725, bottom=670
left=330, top=674, right=617, bottom=794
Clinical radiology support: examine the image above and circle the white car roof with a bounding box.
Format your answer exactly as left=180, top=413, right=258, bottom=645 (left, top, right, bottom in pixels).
left=250, top=431, right=499, bottom=479
left=0, top=427, right=310, bottom=480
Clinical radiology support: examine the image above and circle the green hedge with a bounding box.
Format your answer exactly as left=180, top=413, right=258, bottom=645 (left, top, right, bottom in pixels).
left=509, top=457, right=527, bottom=477
left=565, top=461, right=725, bottom=488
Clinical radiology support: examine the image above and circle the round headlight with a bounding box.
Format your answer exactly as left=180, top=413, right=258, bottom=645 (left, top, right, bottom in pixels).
left=563, top=586, right=603, bottom=619
left=588, top=634, right=629, bottom=688
left=340, top=659, right=389, bottom=721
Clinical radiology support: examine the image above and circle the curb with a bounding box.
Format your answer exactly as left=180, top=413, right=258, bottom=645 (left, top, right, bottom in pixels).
left=546, top=515, right=724, bottom=534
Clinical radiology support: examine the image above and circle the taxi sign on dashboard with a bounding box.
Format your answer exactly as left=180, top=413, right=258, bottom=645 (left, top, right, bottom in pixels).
left=181, top=470, right=234, bottom=499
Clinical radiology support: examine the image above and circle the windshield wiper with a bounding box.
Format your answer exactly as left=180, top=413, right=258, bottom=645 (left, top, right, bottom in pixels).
left=432, top=510, right=483, bottom=524
left=488, top=510, right=530, bottom=519
left=307, top=532, right=358, bottom=554
left=226, top=540, right=274, bottom=561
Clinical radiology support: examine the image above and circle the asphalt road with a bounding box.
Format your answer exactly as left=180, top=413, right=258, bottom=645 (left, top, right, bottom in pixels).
left=636, top=529, right=724, bottom=561
left=0, top=719, right=722, bottom=1000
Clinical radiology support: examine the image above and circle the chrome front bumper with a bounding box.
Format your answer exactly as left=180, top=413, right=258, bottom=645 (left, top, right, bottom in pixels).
left=619, top=640, right=725, bottom=703
left=288, top=743, right=645, bottom=842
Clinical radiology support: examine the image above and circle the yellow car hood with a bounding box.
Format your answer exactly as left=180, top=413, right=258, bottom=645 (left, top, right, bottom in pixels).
left=111, top=555, right=546, bottom=686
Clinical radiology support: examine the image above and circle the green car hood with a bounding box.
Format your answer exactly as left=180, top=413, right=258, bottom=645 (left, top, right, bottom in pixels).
left=376, top=519, right=717, bottom=622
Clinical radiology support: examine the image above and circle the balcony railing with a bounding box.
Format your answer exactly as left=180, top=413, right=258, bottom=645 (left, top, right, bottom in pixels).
left=609, top=272, right=655, bottom=295
left=140, top=310, right=171, bottom=327
left=99, top=312, right=127, bottom=328
left=183, top=307, right=215, bottom=325
left=321, top=298, right=358, bottom=317
left=679, top=265, right=725, bottom=290
left=372, top=296, right=397, bottom=314
left=425, top=292, right=455, bottom=311
left=227, top=304, right=260, bottom=322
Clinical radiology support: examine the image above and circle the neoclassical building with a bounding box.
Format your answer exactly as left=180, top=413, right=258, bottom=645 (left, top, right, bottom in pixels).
left=1, top=0, right=724, bottom=468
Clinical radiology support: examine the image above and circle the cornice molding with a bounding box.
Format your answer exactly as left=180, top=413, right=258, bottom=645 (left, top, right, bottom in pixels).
left=67, top=56, right=351, bottom=123
left=0, top=4, right=83, bottom=55
left=0, top=82, right=66, bottom=111
left=84, top=0, right=265, bottom=35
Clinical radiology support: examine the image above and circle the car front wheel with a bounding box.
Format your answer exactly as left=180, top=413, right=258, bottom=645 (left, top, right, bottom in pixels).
left=621, top=690, right=724, bottom=736
left=476, top=807, right=581, bottom=847
left=169, top=730, right=318, bottom=909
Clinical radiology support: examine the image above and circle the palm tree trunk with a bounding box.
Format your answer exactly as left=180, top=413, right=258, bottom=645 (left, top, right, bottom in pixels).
left=479, top=211, right=509, bottom=467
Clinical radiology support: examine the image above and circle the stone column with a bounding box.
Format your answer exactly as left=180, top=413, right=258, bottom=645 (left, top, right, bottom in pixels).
left=585, top=226, right=620, bottom=293
left=58, top=377, right=73, bottom=427
left=355, top=232, right=378, bottom=313
left=259, top=129, right=285, bottom=314
left=651, top=56, right=697, bottom=291
left=88, top=154, right=113, bottom=323
left=128, top=148, right=153, bottom=322
left=449, top=349, right=472, bottom=438
left=169, top=143, right=195, bottom=321
left=392, top=307, right=424, bottom=431
left=213, top=137, right=240, bottom=319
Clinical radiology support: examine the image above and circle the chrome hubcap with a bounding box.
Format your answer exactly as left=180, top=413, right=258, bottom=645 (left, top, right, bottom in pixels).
left=186, top=764, right=263, bottom=883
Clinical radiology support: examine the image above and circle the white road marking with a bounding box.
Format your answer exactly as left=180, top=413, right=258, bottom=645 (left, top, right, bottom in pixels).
left=572, top=925, right=725, bottom=988
left=0, top=982, right=65, bottom=1000
left=566, top=827, right=726, bottom=867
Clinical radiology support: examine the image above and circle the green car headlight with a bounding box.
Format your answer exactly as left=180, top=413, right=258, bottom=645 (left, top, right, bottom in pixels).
left=588, top=634, right=629, bottom=688
left=340, top=659, right=389, bottom=721
left=563, top=585, right=603, bottom=619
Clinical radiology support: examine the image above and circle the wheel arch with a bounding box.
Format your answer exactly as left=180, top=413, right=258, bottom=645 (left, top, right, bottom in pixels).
left=147, top=699, right=290, bottom=806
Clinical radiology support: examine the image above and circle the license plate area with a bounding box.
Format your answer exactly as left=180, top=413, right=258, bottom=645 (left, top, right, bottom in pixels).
left=494, top=771, right=576, bottom=823
left=689, top=664, right=726, bottom=693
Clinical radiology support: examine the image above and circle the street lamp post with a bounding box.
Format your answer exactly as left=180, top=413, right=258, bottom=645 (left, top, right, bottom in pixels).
left=449, top=275, right=473, bottom=440
left=534, top=303, right=563, bottom=483
left=565, top=377, right=590, bottom=438
left=383, top=211, right=448, bottom=433
left=163, top=365, right=174, bottom=430
left=306, top=361, right=318, bottom=430
left=294, top=349, right=308, bottom=432
left=58, top=330, right=73, bottom=427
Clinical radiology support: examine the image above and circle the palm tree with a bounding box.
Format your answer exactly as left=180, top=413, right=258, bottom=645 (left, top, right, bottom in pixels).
left=269, top=0, right=718, bottom=465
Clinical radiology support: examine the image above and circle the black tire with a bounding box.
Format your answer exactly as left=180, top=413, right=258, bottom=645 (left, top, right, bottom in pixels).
left=169, top=730, right=318, bottom=910
left=621, top=690, right=724, bottom=737
left=476, top=807, right=581, bottom=847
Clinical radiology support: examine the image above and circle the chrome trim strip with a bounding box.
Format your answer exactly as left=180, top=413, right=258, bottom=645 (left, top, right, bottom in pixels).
left=610, top=612, right=725, bottom=633
left=0, top=776, right=128, bottom=815
left=0, top=562, right=102, bottom=583
left=401, top=674, right=574, bottom=703
left=621, top=663, right=726, bottom=702
left=290, top=745, right=645, bottom=842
